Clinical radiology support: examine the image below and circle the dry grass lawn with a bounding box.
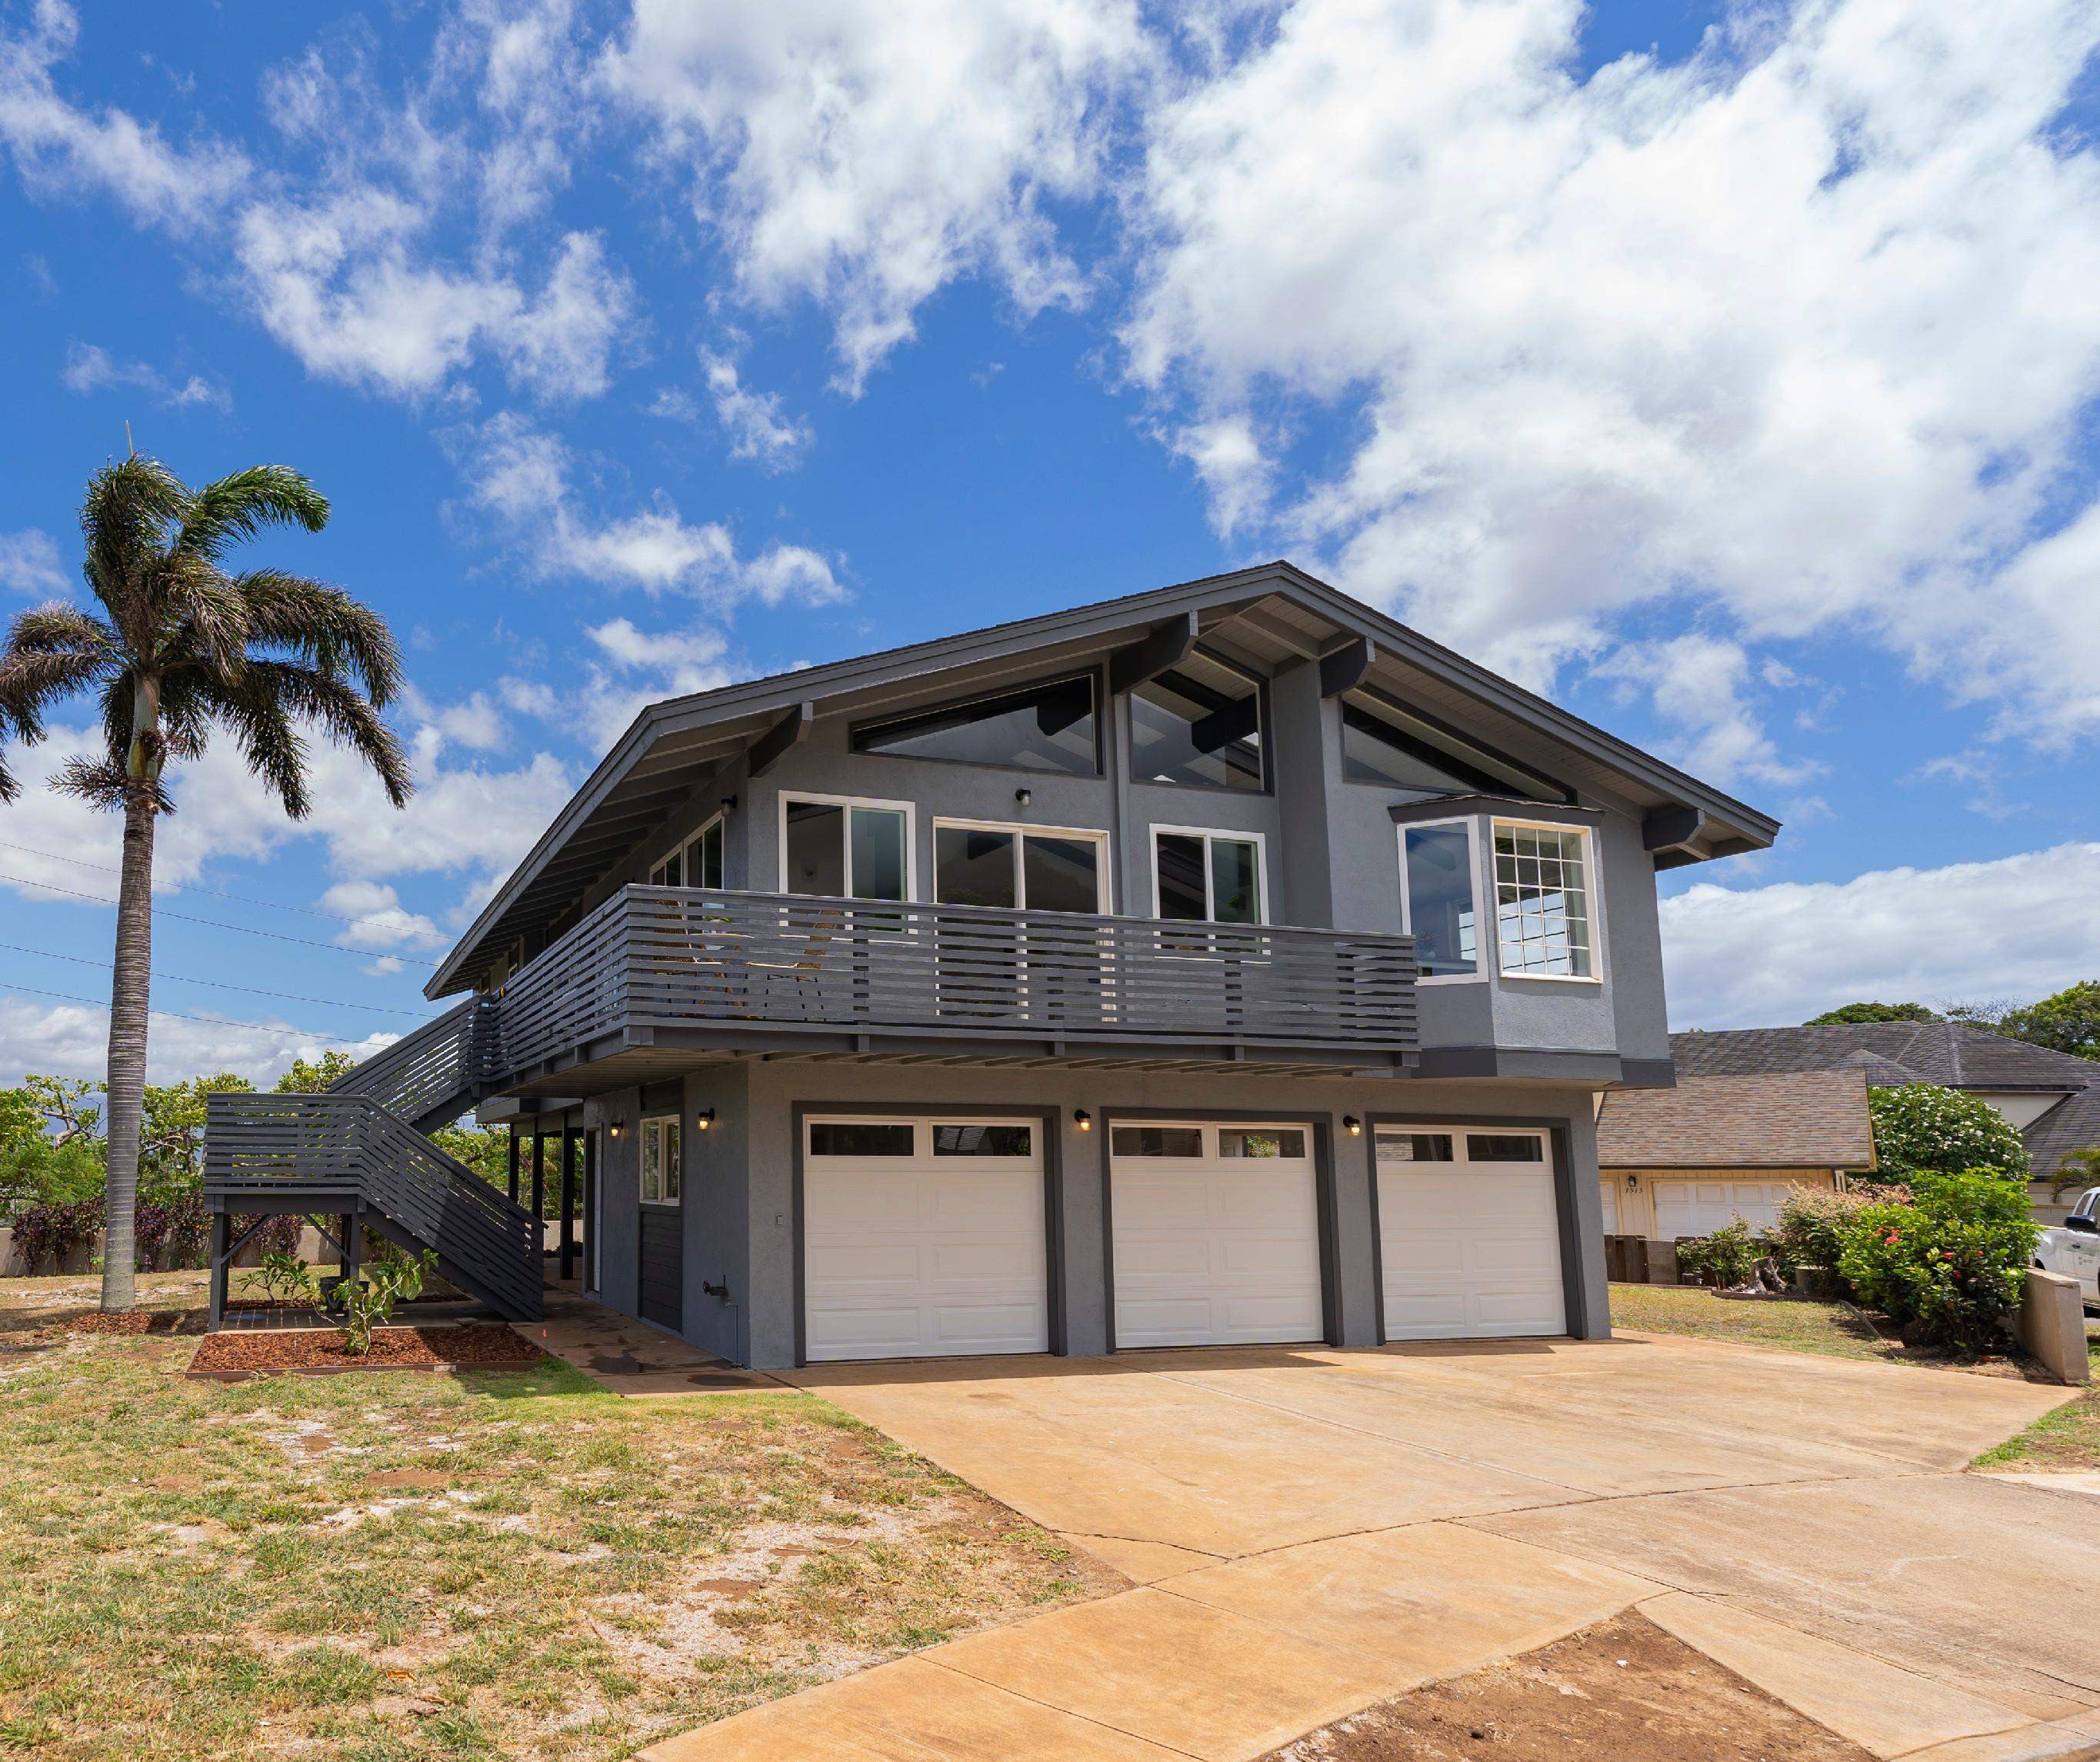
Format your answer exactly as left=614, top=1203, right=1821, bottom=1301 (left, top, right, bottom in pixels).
left=0, top=1273, right=1119, bottom=1761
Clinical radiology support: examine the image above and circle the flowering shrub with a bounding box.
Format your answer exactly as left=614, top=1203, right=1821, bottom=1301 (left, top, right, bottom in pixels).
left=1868, top=1084, right=2029, bottom=1181
left=1835, top=1171, right=2037, bottom=1355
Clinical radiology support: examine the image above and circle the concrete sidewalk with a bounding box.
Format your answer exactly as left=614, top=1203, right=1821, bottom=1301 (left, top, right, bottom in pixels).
left=638, top=1334, right=2096, bottom=1761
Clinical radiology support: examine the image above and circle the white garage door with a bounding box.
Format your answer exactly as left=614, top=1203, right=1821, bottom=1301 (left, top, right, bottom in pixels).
left=1652, top=1179, right=1796, bottom=1239
left=1110, top=1122, right=1324, bottom=1348
left=803, top=1117, right=1048, bottom=1362
left=1377, top=1126, right=1567, bottom=1341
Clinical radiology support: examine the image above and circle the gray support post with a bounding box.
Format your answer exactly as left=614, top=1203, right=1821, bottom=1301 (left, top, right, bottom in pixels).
left=530, top=1134, right=545, bottom=1246
left=208, top=1211, right=230, bottom=1330
left=582, top=1127, right=598, bottom=1292
left=341, top=1211, right=361, bottom=1287
left=558, top=1129, right=578, bottom=1281
left=507, top=1131, right=520, bottom=1204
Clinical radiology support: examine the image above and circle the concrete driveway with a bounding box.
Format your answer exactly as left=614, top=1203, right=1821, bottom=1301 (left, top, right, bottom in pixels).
left=640, top=1334, right=2100, bottom=1762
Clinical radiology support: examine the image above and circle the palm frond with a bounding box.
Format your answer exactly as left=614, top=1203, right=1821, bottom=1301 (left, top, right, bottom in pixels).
left=160, top=565, right=252, bottom=682
left=0, top=627, right=113, bottom=741
left=209, top=660, right=413, bottom=810
left=174, top=466, right=329, bottom=563
left=194, top=671, right=313, bottom=818
left=79, top=455, right=187, bottom=634
left=52, top=754, right=170, bottom=814
left=235, top=571, right=404, bottom=707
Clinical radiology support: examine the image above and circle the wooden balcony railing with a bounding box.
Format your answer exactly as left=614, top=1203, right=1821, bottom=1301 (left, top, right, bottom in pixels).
left=491, top=885, right=1417, bottom=1074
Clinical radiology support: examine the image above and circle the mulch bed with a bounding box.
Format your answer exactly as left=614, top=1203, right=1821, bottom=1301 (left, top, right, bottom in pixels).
left=188, top=1324, right=548, bottom=1380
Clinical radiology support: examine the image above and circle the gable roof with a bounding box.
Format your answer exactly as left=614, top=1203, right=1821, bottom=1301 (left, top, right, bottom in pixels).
left=1670, top=1023, right=2098, bottom=1093
left=1597, top=1069, right=1876, bottom=1171
left=429, top=561, right=1781, bottom=998
left=2024, top=1085, right=2100, bottom=1189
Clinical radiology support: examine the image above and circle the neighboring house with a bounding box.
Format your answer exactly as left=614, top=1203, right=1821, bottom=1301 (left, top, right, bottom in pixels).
left=1595, top=1069, right=1875, bottom=1239
left=205, top=562, right=1776, bottom=1364
left=1670, top=1024, right=2100, bottom=1224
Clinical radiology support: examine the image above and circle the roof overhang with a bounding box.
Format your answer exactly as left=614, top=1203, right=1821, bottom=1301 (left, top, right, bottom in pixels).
left=430, top=561, right=1780, bottom=998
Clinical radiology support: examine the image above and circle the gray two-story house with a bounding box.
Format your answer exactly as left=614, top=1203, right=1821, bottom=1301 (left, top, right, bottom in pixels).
left=204, top=563, right=1776, bottom=1367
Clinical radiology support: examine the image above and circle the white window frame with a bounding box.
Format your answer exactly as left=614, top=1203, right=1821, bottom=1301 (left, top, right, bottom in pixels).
left=639, top=1114, right=682, bottom=1207
left=1148, top=825, right=1270, bottom=925
left=1488, top=818, right=1604, bottom=984
left=650, top=808, right=728, bottom=890
left=1395, top=816, right=1485, bottom=987
left=777, top=791, right=918, bottom=901
left=932, top=817, right=1112, bottom=914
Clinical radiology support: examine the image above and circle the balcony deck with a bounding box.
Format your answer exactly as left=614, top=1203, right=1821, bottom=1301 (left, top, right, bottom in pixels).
left=476, top=884, right=1418, bottom=1090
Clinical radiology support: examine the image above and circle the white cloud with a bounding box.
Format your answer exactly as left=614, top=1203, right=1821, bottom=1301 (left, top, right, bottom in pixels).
left=698, top=350, right=812, bottom=469
left=1594, top=634, right=1813, bottom=789
left=0, top=994, right=395, bottom=1087
left=1122, top=0, right=2100, bottom=739
left=0, top=0, right=248, bottom=231
left=235, top=194, right=633, bottom=400
left=1661, top=843, right=2100, bottom=1030
left=1164, top=415, right=1270, bottom=537
left=62, top=340, right=228, bottom=411
left=0, top=527, right=65, bottom=595
left=362, top=955, right=407, bottom=977
left=318, top=878, right=446, bottom=952
left=457, top=411, right=846, bottom=605
left=602, top=0, right=1151, bottom=389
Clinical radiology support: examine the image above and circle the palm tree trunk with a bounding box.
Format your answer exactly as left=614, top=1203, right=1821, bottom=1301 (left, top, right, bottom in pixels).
left=98, top=793, right=155, bottom=1313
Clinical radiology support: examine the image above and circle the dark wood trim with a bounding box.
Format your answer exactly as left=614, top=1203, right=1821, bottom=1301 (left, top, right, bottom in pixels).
left=747, top=701, right=814, bottom=778
left=1108, top=612, right=1198, bottom=696
left=1318, top=635, right=1373, bottom=698
left=1642, top=805, right=1706, bottom=852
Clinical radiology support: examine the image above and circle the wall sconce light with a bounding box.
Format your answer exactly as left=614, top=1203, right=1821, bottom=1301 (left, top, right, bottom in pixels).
left=1625, top=1173, right=1639, bottom=1189
left=1074, top=1108, right=1092, bottom=1131
left=1342, top=1115, right=1362, bottom=1137
left=1015, top=787, right=1033, bottom=808
left=608, top=1119, right=623, bottom=1140
left=695, top=1107, right=716, bottom=1131
left=720, top=794, right=738, bottom=816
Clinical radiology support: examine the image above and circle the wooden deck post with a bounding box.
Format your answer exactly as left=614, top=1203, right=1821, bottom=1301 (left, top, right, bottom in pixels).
left=507, top=1131, right=520, bottom=1204
left=208, top=1210, right=229, bottom=1330
left=558, top=1127, right=578, bottom=1281
left=530, top=1134, right=545, bottom=1257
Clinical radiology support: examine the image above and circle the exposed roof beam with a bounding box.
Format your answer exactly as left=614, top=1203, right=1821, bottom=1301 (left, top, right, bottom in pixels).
left=747, top=701, right=815, bottom=778
left=1108, top=612, right=1198, bottom=695
left=1642, top=806, right=1707, bottom=853
left=1319, top=635, right=1374, bottom=698
left=1218, top=600, right=1331, bottom=660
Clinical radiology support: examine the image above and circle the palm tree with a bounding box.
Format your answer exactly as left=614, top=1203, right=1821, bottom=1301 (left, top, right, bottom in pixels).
left=0, top=455, right=412, bottom=1312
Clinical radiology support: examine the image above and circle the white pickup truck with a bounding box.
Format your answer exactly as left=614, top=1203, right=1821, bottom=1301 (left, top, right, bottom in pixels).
left=2035, top=1187, right=2100, bottom=1311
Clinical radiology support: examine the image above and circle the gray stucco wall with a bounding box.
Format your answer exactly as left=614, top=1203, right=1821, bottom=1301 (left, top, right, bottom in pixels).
left=583, top=1090, right=641, bottom=1317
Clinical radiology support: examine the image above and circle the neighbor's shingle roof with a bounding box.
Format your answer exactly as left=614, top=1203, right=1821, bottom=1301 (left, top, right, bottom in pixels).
left=1597, top=1069, right=1876, bottom=1171
left=1669, top=1023, right=2098, bottom=1092
left=2024, top=1086, right=2100, bottom=1190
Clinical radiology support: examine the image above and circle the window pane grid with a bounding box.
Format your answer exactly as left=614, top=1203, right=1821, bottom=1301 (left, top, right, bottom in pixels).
left=1493, top=824, right=1594, bottom=978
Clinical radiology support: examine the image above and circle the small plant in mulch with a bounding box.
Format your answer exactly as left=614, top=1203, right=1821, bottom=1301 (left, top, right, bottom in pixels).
left=331, top=1247, right=434, bottom=1356
left=241, top=1249, right=323, bottom=1310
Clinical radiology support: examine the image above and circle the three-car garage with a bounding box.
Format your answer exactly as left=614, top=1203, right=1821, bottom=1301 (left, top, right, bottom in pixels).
left=798, top=1111, right=1574, bottom=1364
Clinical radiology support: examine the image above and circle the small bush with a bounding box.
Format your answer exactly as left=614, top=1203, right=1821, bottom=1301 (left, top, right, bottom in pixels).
left=134, top=1188, right=208, bottom=1269
left=8, top=1196, right=104, bottom=1273
left=331, top=1247, right=435, bottom=1355
left=1835, top=1170, right=2038, bottom=1356
left=1675, top=1219, right=1766, bottom=1288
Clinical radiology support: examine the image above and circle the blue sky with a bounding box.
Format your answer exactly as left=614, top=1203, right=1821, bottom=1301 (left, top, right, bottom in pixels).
left=2, top=0, right=2098, bottom=1084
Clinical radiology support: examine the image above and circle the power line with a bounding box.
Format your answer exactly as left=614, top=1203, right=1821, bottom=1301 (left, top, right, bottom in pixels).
left=0, top=872, right=441, bottom=965
left=0, top=943, right=426, bottom=1017
left=0, top=981, right=367, bottom=1043
left=0, top=838, right=452, bottom=940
